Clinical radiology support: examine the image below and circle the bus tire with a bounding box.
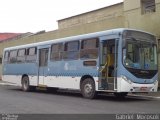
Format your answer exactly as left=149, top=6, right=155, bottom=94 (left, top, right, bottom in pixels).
left=22, top=76, right=31, bottom=92
left=81, top=78, right=97, bottom=99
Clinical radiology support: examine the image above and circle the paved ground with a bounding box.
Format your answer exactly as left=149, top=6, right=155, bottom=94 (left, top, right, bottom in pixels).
left=0, top=80, right=160, bottom=114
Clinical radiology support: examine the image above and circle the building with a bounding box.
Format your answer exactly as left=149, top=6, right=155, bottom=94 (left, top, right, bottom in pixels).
left=124, top=0, right=160, bottom=39
left=0, top=33, right=21, bottom=42
left=0, top=0, right=160, bottom=83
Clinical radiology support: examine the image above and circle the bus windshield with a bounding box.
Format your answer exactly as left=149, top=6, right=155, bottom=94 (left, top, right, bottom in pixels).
left=124, top=38, right=157, bottom=70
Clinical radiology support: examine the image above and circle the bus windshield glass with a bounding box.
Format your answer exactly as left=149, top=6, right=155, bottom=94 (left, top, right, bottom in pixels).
left=124, top=39, right=157, bottom=70
left=123, top=30, right=158, bottom=71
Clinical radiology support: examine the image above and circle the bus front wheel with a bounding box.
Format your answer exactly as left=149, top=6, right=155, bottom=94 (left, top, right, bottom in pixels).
left=22, top=76, right=31, bottom=92
left=81, top=78, right=97, bottom=99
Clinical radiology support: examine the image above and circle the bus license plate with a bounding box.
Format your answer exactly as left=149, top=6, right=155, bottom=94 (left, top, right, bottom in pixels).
left=140, top=87, right=147, bottom=91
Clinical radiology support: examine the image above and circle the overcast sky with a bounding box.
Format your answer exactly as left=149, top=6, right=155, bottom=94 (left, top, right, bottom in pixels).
left=0, top=0, right=123, bottom=33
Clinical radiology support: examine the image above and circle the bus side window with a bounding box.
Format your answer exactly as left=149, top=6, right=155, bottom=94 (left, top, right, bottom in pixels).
left=63, top=41, right=79, bottom=60
left=50, top=43, right=63, bottom=61
left=26, top=47, right=37, bottom=62
left=80, top=38, right=99, bottom=59
left=9, top=50, right=17, bottom=63
left=17, top=49, right=26, bottom=63
left=4, top=51, right=10, bottom=63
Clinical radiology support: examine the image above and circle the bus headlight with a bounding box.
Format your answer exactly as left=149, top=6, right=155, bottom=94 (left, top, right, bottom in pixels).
left=154, top=80, right=158, bottom=85
left=121, top=75, right=132, bottom=84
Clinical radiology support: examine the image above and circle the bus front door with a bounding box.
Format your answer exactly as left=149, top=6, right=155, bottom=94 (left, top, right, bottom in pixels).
left=99, top=39, right=118, bottom=91
left=38, top=48, right=49, bottom=86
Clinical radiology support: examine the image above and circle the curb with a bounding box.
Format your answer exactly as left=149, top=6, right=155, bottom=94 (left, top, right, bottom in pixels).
left=0, top=81, right=18, bottom=86
left=129, top=94, right=160, bottom=99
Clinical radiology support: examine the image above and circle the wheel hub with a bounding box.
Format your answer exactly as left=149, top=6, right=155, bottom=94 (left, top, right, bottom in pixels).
left=84, top=84, right=92, bottom=94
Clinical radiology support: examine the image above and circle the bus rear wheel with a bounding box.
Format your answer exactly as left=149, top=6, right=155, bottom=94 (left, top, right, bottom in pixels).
left=81, top=78, right=97, bottom=99
left=22, top=76, right=32, bottom=92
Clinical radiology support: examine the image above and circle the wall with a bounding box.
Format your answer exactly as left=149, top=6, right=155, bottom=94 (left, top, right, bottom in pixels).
left=58, top=3, right=123, bottom=29
left=124, top=0, right=160, bottom=38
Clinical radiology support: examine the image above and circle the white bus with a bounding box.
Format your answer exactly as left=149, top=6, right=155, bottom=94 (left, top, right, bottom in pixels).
left=2, top=28, right=158, bottom=99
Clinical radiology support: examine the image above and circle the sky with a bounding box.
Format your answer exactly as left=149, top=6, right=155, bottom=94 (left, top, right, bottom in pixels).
left=0, top=0, right=123, bottom=33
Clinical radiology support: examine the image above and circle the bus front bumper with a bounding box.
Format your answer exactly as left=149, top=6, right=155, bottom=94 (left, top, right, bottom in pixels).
left=117, top=76, right=158, bottom=93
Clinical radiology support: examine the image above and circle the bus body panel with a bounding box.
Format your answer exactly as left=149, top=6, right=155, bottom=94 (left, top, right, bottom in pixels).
left=2, top=28, right=158, bottom=94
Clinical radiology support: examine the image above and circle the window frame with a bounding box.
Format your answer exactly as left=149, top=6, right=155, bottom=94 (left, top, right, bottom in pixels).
left=141, top=0, right=156, bottom=14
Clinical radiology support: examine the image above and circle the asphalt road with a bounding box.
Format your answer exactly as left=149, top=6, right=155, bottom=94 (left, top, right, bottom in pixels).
left=0, top=85, right=160, bottom=114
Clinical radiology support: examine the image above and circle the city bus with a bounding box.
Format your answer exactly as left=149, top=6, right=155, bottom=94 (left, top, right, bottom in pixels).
left=2, top=28, right=158, bottom=99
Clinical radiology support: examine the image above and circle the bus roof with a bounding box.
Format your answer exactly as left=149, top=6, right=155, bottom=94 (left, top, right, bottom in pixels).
left=3, top=28, right=154, bottom=51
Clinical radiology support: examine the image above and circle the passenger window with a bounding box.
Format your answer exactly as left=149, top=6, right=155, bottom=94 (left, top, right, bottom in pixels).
left=17, top=49, right=26, bottom=63
left=4, top=51, right=9, bottom=63
left=63, top=41, right=79, bottom=60
left=50, top=43, right=63, bottom=61
left=28, top=47, right=37, bottom=55
left=18, top=49, right=26, bottom=56
left=9, top=50, right=17, bottom=63
left=26, top=47, right=37, bottom=62
left=80, top=38, right=99, bottom=59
